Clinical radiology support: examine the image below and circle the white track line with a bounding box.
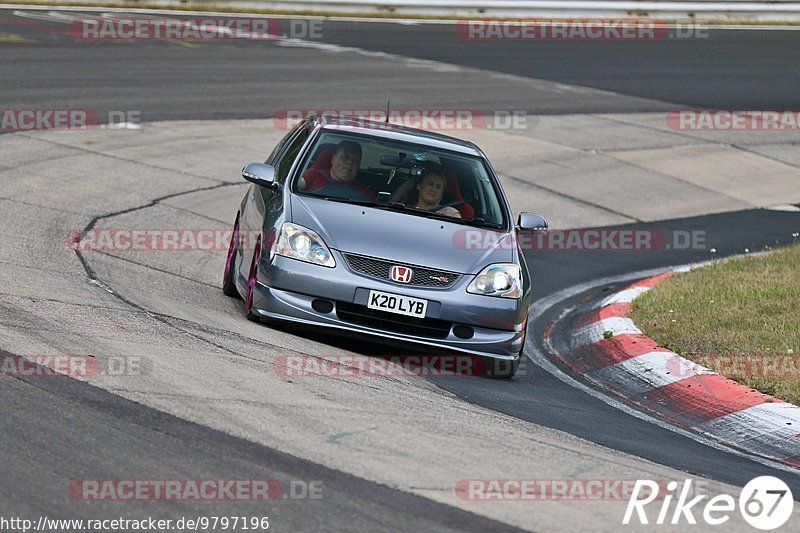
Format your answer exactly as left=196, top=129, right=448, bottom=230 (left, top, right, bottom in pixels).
left=587, top=350, right=713, bottom=396
left=599, top=285, right=650, bottom=306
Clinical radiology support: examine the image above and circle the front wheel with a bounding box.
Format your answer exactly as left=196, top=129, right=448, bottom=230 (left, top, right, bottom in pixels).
left=483, top=356, right=520, bottom=379
left=244, top=238, right=262, bottom=322
left=222, top=216, right=241, bottom=298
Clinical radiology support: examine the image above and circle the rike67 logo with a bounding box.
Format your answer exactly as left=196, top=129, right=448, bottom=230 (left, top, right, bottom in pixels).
left=624, top=477, right=793, bottom=529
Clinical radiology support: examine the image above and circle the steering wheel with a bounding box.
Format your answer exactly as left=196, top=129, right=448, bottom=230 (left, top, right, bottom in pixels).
left=440, top=199, right=469, bottom=208
left=313, top=183, right=373, bottom=202
left=440, top=192, right=477, bottom=209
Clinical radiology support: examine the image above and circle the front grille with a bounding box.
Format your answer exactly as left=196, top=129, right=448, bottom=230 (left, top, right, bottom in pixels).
left=343, top=253, right=461, bottom=288
left=336, top=301, right=452, bottom=339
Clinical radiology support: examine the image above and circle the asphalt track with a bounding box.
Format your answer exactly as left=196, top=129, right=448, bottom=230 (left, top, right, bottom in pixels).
left=2, top=7, right=800, bottom=531
left=0, top=360, right=518, bottom=532
left=3, top=10, right=800, bottom=120
left=442, top=208, right=800, bottom=488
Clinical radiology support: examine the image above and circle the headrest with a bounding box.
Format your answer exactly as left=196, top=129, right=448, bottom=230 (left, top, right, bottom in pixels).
left=443, top=168, right=475, bottom=219
left=311, top=149, right=335, bottom=170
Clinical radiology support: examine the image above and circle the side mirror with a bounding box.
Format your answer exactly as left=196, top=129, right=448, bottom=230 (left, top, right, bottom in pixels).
left=242, top=163, right=279, bottom=190
left=517, top=212, right=548, bottom=231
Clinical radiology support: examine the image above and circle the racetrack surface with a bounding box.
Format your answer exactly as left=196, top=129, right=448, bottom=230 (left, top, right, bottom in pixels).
left=1, top=363, right=521, bottom=533
left=8, top=120, right=763, bottom=532
left=3, top=9, right=800, bottom=120
left=2, top=7, right=800, bottom=531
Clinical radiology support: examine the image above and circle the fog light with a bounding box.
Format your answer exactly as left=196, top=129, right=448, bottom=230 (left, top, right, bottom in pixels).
left=453, top=325, right=474, bottom=339
left=312, top=299, right=334, bottom=314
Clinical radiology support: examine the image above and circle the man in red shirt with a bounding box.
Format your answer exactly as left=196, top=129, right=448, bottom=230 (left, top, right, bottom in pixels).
left=299, top=140, right=375, bottom=200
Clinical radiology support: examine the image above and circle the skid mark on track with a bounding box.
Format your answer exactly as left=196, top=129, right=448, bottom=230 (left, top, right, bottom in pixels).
left=327, top=426, right=379, bottom=445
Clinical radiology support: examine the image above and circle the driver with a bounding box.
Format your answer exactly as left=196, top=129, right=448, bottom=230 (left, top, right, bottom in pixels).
left=299, top=140, right=375, bottom=200
left=391, top=162, right=461, bottom=218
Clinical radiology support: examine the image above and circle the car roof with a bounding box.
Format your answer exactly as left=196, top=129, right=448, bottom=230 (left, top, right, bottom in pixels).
left=309, top=114, right=484, bottom=157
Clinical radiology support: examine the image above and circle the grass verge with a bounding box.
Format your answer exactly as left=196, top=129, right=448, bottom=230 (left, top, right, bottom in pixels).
left=630, top=244, right=800, bottom=404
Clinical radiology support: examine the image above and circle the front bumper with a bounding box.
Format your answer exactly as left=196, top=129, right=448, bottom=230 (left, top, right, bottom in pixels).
left=244, top=251, right=528, bottom=360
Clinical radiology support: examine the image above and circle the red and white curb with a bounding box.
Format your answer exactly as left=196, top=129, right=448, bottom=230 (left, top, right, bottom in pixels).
left=557, top=269, right=800, bottom=470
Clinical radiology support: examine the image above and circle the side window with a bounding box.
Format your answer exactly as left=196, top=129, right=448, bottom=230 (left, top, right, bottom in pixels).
left=265, top=127, right=298, bottom=165
left=274, top=127, right=310, bottom=184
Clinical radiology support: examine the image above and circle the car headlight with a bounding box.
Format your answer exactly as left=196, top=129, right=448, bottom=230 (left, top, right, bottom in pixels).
left=274, top=223, right=335, bottom=268
left=467, top=264, right=522, bottom=298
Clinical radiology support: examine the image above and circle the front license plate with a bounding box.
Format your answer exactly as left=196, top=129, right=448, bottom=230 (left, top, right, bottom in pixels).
left=367, top=290, right=428, bottom=318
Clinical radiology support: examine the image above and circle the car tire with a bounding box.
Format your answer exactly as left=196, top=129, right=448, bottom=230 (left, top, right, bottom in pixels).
left=244, top=237, right=262, bottom=322
left=483, top=355, right=520, bottom=379
left=222, top=215, right=242, bottom=299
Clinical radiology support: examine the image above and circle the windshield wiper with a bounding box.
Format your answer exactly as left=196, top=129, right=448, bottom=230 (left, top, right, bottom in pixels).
left=370, top=201, right=420, bottom=214
left=320, top=196, right=375, bottom=207
left=321, top=196, right=503, bottom=228
left=379, top=201, right=411, bottom=210
left=321, top=197, right=411, bottom=212
left=411, top=209, right=504, bottom=229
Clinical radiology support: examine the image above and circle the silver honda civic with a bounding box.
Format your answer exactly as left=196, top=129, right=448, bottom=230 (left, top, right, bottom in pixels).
left=222, top=114, right=547, bottom=377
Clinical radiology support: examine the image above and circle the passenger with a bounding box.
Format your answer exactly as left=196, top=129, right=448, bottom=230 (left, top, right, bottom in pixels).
left=393, top=162, right=461, bottom=218
left=299, top=140, right=375, bottom=200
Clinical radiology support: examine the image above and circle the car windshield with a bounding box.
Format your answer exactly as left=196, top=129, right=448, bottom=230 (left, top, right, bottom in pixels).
left=293, top=131, right=507, bottom=228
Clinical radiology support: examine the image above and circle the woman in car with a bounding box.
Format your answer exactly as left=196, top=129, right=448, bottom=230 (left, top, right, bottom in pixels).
left=393, top=162, right=461, bottom=218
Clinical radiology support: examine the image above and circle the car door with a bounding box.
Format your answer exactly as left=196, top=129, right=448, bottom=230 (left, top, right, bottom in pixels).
left=238, top=121, right=312, bottom=276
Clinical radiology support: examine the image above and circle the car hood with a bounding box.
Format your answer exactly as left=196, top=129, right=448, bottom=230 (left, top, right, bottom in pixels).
left=290, top=195, right=513, bottom=274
